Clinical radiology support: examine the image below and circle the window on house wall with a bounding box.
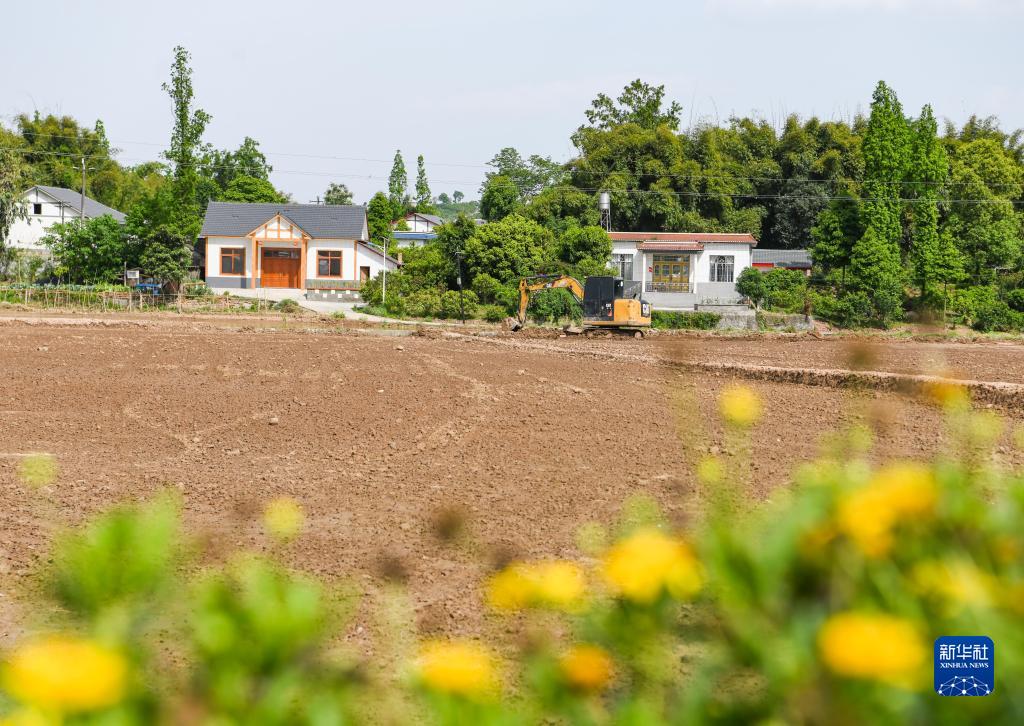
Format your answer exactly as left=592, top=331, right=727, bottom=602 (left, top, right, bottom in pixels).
left=318, top=249, right=343, bottom=277
left=32, top=203, right=42, bottom=215
left=710, top=255, right=735, bottom=283
left=221, top=248, right=245, bottom=275
left=611, top=253, right=633, bottom=280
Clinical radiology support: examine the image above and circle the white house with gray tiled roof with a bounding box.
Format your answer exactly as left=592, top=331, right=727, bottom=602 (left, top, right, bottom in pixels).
left=5, top=185, right=126, bottom=254
left=200, top=202, right=399, bottom=301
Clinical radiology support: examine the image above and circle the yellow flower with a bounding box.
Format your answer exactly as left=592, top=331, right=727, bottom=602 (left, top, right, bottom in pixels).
left=602, top=528, right=703, bottom=604
left=837, top=462, right=937, bottom=557
left=485, top=561, right=586, bottom=612
left=818, top=613, right=925, bottom=685
left=560, top=645, right=614, bottom=692
left=16, top=454, right=57, bottom=489
left=719, top=385, right=762, bottom=427
left=486, top=563, right=535, bottom=611
left=2, top=635, right=127, bottom=713
left=923, top=379, right=970, bottom=410
left=0, top=708, right=50, bottom=726
left=532, top=561, right=586, bottom=610
left=263, top=496, right=304, bottom=541
left=912, top=560, right=995, bottom=613
left=417, top=640, right=497, bottom=698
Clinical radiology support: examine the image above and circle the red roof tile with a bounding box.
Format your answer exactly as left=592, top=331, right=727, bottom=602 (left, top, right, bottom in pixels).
left=609, top=231, right=758, bottom=246
left=636, top=242, right=703, bottom=251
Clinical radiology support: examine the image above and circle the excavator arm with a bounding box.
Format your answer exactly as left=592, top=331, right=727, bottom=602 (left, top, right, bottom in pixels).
left=516, top=275, right=585, bottom=325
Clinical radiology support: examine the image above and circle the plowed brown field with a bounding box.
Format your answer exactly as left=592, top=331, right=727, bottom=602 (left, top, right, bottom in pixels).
left=2, top=316, right=1023, bottom=652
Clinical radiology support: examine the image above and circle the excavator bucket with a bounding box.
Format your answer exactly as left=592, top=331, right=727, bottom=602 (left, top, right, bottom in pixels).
left=505, top=317, right=524, bottom=332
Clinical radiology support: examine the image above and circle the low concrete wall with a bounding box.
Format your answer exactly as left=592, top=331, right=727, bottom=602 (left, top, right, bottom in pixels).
left=207, top=276, right=258, bottom=289
left=758, top=312, right=814, bottom=331
left=305, top=289, right=362, bottom=302
left=695, top=282, right=742, bottom=304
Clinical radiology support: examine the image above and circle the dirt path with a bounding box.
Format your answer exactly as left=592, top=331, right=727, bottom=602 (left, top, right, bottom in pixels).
left=2, top=321, right=1022, bottom=653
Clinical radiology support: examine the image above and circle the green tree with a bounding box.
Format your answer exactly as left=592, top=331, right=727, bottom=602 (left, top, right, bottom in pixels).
left=907, top=105, right=947, bottom=308
left=735, top=267, right=767, bottom=308
left=367, top=192, right=393, bottom=248
left=324, top=183, right=353, bottom=205
left=480, top=175, right=519, bottom=222
left=220, top=176, right=287, bottom=203
left=414, top=155, right=434, bottom=212
left=162, top=46, right=211, bottom=240
left=200, top=137, right=274, bottom=204
left=555, top=225, right=611, bottom=267
left=0, top=149, right=26, bottom=253
left=452, top=191, right=464, bottom=203
left=810, top=206, right=855, bottom=279
left=582, top=79, right=683, bottom=131
left=484, top=148, right=564, bottom=202
left=848, top=81, right=910, bottom=324
left=437, top=193, right=451, bottom=205
left=41, top=216, right=136, bottom=284
left=388, top=150, right=408, bottom=217
left=463, top=214, right=554, bottom=285
left=140, top=227, right=193, bottom=285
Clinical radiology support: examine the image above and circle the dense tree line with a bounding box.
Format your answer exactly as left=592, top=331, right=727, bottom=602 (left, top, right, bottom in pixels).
left=3, top=66, right=1022, bottom=328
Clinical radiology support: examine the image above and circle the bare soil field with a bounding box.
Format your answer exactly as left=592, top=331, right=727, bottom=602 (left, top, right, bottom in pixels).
left=2, top=317, right=1023, bottom=654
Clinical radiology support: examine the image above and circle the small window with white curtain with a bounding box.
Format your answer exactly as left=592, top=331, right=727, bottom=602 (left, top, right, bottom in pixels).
left=710, top=255, right=734, bottom=283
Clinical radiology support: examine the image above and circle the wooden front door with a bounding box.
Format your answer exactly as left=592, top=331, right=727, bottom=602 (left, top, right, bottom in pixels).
left=262, top=249, right=301, bottom=288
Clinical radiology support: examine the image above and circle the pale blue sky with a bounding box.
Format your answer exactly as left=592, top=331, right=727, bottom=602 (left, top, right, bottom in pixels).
left=2, top=0, right=1021, bottom=204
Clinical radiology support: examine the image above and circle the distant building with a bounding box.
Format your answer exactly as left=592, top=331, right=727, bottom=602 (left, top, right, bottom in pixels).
left=751, top=248, right=812, bottom=274
left=402, top=212, right=443, bottom=233
left=200, top=202, right=399, bottom=301
left=6, top=185, right=126, bottom=254
left=392, top=211, right=444, bottom=248
left=608, top=232, right=758, bottom=310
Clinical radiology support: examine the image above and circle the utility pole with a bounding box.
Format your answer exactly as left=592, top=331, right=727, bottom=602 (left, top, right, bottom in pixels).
left=455, top=251, right=465, bottom=324
left=80, top=157, right=86, bottom=225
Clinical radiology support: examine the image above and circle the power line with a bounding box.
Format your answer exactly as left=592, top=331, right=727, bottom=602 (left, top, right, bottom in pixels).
left=4, top=147, right=1023, bottom=205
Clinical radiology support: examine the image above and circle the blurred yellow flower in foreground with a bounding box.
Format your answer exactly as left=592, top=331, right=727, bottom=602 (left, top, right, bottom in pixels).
left=2, top=635, right=127, bottom=713
left=602, top=527, right=702, bottom=604
left=912, top=560, right=996, bottom=613
left=560, top=645, right=614, bottom=692
left=263, top=496, right=304, bottom=541
left=837, top=462, right=937, bottom=557
left=16, top=454, right=57, bottom=489
left=417, top=640, right=497, bottom=698
left=486, top=561, right=586, bottom=612
left=818, top=612, right=925, bottom=685
left=923, top=378, right=970, bottom=410
left=719, top=385, right=762, bottom=427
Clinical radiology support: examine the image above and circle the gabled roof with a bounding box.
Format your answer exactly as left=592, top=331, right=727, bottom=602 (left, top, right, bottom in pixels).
left=28, top=185, right=126, bottom=223
left=201, top=202, right=367, bottom=239
left=405, top=212, right=443, bottom=226
left=610, top=231, right=757, bottom=246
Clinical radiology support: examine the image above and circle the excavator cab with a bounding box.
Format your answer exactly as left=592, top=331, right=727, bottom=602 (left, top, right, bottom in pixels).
left=582, top=276, right=651, bottom=330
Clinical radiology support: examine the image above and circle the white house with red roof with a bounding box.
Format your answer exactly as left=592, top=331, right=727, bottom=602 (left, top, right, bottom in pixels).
left=608, top=231, right=757, bottom=310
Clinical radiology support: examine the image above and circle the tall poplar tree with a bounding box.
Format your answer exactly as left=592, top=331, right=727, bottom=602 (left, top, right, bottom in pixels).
left=414, top=155, right=434, bottom=211
left=907, top=104, right=949, bottom=308
left=162, top=45, right=211, bottom=239
left=848, top=81, right=909, bottom=325
left=388, top=150, right=408, bottom=218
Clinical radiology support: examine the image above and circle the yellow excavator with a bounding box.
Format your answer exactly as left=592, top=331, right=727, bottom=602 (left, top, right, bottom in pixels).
left=510, top=274, right=652, bottom=336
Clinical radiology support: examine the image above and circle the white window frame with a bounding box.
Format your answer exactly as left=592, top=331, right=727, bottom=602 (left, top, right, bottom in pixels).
left=710, top=255, right=735, bottom=283
left=611, top=253, right=633, bottom=280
